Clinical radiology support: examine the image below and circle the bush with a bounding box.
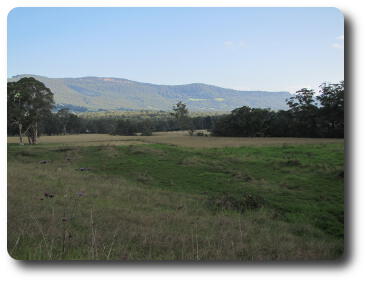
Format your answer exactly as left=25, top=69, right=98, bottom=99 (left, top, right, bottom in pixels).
left=207, top=192, right=265, bottom=213
left=141, top=128, right=152, bottom=136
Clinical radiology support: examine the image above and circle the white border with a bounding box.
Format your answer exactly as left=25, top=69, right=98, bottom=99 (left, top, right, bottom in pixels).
left=1, top=1, right=365, bottom=282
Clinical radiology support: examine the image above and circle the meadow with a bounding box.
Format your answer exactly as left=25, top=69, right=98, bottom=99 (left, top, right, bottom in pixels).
left=7, top=132, right=344, bottom=260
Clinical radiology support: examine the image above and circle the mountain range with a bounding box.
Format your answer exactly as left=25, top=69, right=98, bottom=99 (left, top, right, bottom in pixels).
left=8, top=75, right=291, bottom=112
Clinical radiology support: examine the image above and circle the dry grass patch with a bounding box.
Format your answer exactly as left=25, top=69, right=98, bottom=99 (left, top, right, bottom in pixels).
left=8, top=132, right=344, bottom=149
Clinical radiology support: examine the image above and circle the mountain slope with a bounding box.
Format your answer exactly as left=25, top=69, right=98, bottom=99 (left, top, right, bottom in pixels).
left=8, top=75, right=291, bottom=111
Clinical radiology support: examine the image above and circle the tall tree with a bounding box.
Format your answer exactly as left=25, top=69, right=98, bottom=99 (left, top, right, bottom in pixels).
left=286, top=88, right=319, bottom=137
left=7, top=77, right=54, bottom=144
left=171, top=101, right=192, bottom=131
left=7, top=82, right=31, bottom=144
left=317, top=81, right=344, bottom=137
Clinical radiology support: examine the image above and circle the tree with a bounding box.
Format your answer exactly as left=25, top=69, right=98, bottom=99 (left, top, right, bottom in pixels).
left=40, top=112, right=62, bottom=136
left=113, top=119, right=137, bottom=136
left=317, top=81, right=344, bottom=137
left=171, top=101, right=192, bottom=131
left=7, top=82, right=30, bottom=144
left=7, top=77, right=54, bottom=144
left=211, top=106, right=273, bottom=137
left=286, top=88, right=319, bottom=137
left=56, top=108, right=72, bottom=135
left=141, top=119, right=153, bottom=136
left=67, top=113, right=82, bottom=134
left=286, top=88, right=316, bottom=112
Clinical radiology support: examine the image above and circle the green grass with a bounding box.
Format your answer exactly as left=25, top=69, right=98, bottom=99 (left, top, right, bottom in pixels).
left=7, top=141, right=344, bottom=260
left=76, top=143, right=344, bottom=238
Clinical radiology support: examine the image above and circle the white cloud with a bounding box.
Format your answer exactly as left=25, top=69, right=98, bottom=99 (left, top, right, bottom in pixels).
left=331, top=35, right=344, bottom=49
left=224, top=41, right=233, bottom=46
left=332, top=43, right=344, bottom=49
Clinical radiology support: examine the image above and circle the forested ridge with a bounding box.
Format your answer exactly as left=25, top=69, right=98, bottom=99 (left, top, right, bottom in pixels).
left=8, top=74, right=291, bottom=111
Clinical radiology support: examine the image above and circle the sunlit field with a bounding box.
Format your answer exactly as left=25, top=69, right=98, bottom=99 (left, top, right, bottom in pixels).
left=7, top=132, right=344, bottom=148
left=8, top=133, right=344, bottom=260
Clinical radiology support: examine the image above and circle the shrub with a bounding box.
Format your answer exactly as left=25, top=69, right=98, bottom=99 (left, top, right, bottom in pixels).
left=207, top=192, right=265, bottom=213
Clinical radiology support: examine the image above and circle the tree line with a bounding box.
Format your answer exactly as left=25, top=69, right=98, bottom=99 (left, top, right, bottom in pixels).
left=211, top=82, right=344, bottom=138
left=7, top=79, right=217, bottom=143
left=7, top=77, right=344, bottom=144
left=7, top=106, right=217, bottom=138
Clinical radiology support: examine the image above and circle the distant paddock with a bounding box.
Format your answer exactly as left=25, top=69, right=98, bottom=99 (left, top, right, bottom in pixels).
left=7, top=131, right=344, bottom=148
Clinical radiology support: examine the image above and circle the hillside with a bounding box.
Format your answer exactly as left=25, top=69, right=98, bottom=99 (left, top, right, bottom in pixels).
left=8, top=75, right=291, bottom=112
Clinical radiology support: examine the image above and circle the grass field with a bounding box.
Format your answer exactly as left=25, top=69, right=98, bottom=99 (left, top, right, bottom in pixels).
left=7, top=133, right=344, bottom=260
left=7, top=132, right=344, bottom=148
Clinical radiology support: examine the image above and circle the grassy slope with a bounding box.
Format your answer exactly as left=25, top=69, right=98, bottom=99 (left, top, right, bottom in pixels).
left=7, top=142, right=344, bottom=260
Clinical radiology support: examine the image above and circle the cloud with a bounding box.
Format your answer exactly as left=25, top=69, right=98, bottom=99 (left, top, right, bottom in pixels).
left=332, top=43, right=343, bottom=49
left=331, top=34, right=344, bottom=49
left=224, top=41, right=233, bottom=46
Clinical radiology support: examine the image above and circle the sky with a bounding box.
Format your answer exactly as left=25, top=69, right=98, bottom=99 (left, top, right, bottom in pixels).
left=7, top=7, right=344, bottom=93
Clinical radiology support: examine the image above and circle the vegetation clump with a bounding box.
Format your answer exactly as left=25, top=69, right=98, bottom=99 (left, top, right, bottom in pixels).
left=211, top=82, right=344, bottom=138
left=207, top=192, right=266, bottom=213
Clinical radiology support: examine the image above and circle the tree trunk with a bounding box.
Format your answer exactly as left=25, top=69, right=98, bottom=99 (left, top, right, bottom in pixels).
left=27, top=133, right=32, bottom=145
left=33, top=122, right=38, bottom=144
left=18, top=123, right=24, bottom=145
left=28, top=123, right=38, bottom=145
left=26, top=126, right=34, bottom=145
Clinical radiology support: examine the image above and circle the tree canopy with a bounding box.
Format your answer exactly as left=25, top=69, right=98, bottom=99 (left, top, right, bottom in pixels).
left=7, top=77, right=55, bottom=144
left=171, top=101, right=193, bottom=133
left=212, top=81, right=344, bottom=138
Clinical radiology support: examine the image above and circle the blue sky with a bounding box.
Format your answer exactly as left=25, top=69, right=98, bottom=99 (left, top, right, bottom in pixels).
left=8, top=7, right=344, bottom=93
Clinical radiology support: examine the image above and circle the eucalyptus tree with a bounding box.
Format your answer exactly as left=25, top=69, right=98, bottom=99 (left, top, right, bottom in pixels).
left=317, top=81, right=344, bottom=137
left=171, top=101, right=192, bottom=132
left=7, top=82, right=30, bottom=144
left=7, top=77, right=54, bottom=144
left=286, top=88, right=319, bottom=137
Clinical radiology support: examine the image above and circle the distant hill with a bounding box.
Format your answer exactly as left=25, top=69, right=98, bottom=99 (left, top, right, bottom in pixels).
left=8, top=75, right=291, bottom=112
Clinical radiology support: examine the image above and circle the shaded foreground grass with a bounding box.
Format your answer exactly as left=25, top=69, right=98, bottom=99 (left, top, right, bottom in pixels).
left=7, top=141, right=344, bottom=260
